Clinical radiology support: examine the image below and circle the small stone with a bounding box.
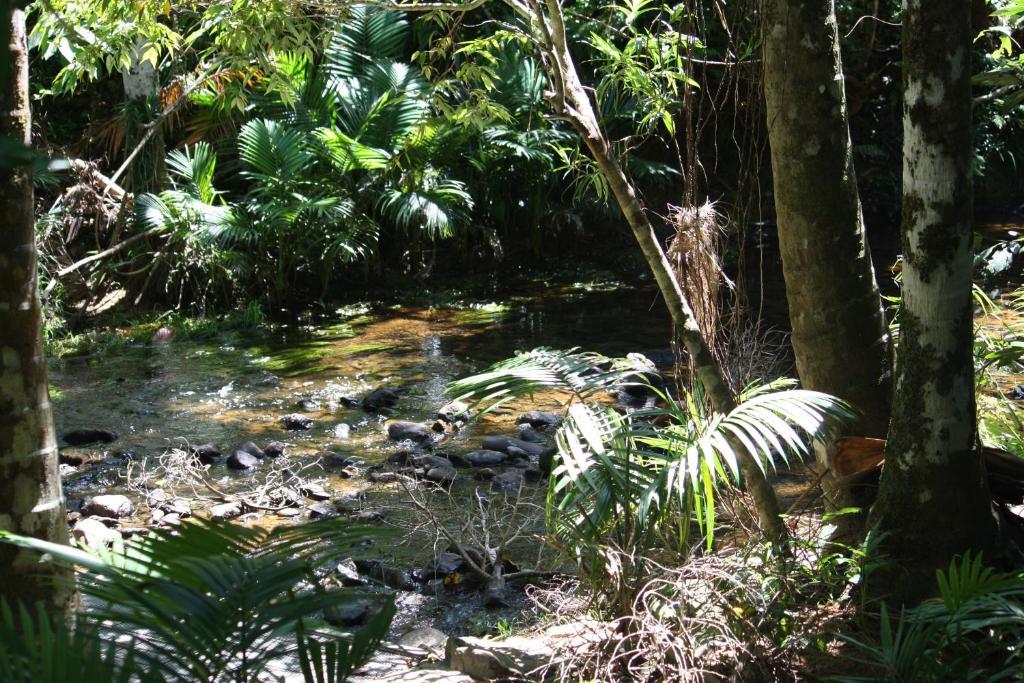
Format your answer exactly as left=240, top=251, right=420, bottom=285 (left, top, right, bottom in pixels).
left=227, top=451, right=259, bottom=470
left=281, top=414, right=314, bottom=430
left=308, top=502, right=336, bottom=519
left=476, top=468, right=497, bottom=480
left=399, top=626, right=448, bottom=654
left=296, top=398, right=321, bottom=411
left=210, top=501, right=243, bottom=519
left=351, top=508, right=385, bottom=522
left=72, top=518, right=122, bottom=548
left=277, top=507, right=301, bottom=518
left=436, top=400, right=472, bottom=423
left=264, top=441, right=287, bottom=458
left=333, top=423, right=351, bottom=439
left=299, top=483, right=331, bottom=501
left=161, top=513, right=182, bottom=526
left=338, top=465, right=360, bottom=479
left=335, top=559, right=366, bottom=586
left=150, top=326, right=176, bottom=344
left=333, top=493, right=365, bottom=512
left=83, top=494, right=134, bottom=519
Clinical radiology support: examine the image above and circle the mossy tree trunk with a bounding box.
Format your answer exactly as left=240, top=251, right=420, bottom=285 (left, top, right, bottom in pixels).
left=868, top=0, right=998, bottom=605
left=121, top=39, right=165, bottom=194
left=0, top=6, right=76, bottom=622
left=763, top=0, right=892, bottom=516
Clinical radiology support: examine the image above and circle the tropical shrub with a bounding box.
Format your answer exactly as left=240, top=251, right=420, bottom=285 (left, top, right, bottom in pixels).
left=0, top=518, right=394, bottom=682
left=447, top=348, right=854, bottom=611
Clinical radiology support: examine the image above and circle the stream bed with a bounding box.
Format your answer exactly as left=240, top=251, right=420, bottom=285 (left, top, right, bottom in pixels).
left=51, top=283, right=672, bottom=641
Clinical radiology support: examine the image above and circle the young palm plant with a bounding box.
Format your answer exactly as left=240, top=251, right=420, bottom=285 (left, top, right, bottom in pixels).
left=0, top=518, right=394, bottom=682
left=448, top=349, right=854, bottom=607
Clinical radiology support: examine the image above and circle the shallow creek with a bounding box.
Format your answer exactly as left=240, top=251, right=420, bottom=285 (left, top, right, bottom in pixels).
left=51, top=284, right=671, bottom=634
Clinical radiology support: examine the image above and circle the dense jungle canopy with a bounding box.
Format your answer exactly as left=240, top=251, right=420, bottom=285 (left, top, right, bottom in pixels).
left=0, top=0, right=1023, bottom=680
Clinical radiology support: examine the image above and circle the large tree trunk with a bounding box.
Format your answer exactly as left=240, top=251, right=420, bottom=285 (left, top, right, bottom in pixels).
left=763, top=0, right=892, bottom=516
left=538, top=0, right=786, bottom=541
left=868, top=0, right=998, bottom=605
left=0, top=7, right=76, bottom=621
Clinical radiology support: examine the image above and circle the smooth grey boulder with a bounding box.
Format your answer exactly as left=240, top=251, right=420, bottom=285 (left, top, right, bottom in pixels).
left=465, top=450, right=508, bottom=467
left=227, top=451, right=259, bottom=470
left=387, top=421, right=432, bottom=443
left=72, top=518, right=122, bottom=548
left=83, top=494, right=134, bottom=519
left=362, top=387, right=400, bottom=412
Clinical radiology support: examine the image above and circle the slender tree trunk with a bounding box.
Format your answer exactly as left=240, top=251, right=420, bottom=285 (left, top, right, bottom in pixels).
left=537, top=0, right=786, bottom=541
left=868, top=0, right=997, bottom=604
left=0, top=7, right=76, bottom=621
left=763, top=0, right=892, bottom=517
left=121, top=39, right=164, bottom=194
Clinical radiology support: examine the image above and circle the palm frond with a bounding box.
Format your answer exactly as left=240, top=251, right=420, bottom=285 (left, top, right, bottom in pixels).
left=0, top=518, right=395, bottom=682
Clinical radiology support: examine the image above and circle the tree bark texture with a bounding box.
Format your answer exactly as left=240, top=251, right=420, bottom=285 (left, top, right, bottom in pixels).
left=121, top=38, right=165, bottom=193
left=763, top=0, right=892, bottom=442
left=536, top=0, right=787, bottom=541
left=868, top=0, right=997, bottom=604
left=0, top=8, right=76, bottom=621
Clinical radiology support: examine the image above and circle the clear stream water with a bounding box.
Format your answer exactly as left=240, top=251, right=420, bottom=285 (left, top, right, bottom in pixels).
left=50, top=283, right=673, bottom=635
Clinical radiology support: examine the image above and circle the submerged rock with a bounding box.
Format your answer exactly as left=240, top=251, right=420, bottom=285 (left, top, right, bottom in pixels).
left=190, top=443, right=221, bottom=464
left=281, top=414, right=314, bottom=430
left=263, top=441, right=287, bottom=458
left=362, top=387, right=400, bottom=412
left=63, top=429, right=119, bottom=446
left=319, top=451, right=358, bottom=468
left=83, top=494, right=134, bottom=518
left=238, top=441, right=265, bottom=459
left=516, top=411, right=563, bottom=430
left=296, top=398, right=321, bottom=411
left=492, top=470, right=524, bottom=492
left=481, top=436, right=548, bottom=458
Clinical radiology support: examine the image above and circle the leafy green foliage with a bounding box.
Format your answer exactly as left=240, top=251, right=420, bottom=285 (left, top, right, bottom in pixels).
left=448, top=348, right=854, bottom=589
left=838, top=553, right=1024, bottom=681
left=0, top=518, right=395, bottom=682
